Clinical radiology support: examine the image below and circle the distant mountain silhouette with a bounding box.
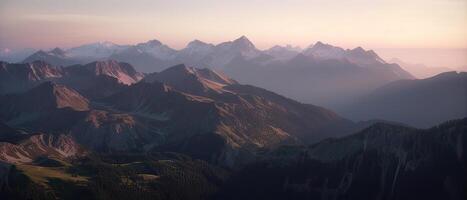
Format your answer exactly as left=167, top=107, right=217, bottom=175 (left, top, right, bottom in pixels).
left=340, top=71, right=467, bottom=128
left=225, top=46, right=413, bottom=109
left=23, top=48, right=79, bottom=66
left=389, top=57, right=453, bottom=79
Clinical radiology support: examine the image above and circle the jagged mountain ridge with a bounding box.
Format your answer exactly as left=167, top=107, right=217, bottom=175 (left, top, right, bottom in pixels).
left=143, top=64, right=237, bottom=95
left=0, top=60, right=143, bottom=99
left=14, top=37, right=414, bottom=114
left=17, top=36, right=409, bottom=74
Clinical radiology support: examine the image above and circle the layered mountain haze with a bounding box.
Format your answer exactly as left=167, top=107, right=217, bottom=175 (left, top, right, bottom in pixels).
left=225, top=41, right=413, bottom=110
left=342, top=71, right=467, bottom=128
left=389, top=57, right=454, bottom=79
left=0, top=48, right=36, bottom=63
left=17, top=36, right=288, bottom=72
left=264, top=45, right=302, bottom=61
left=13, top=37, right=415, bottom=115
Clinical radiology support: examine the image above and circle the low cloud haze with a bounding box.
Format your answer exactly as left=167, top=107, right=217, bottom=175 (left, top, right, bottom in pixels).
left=376, top=48, right=467, bottom=70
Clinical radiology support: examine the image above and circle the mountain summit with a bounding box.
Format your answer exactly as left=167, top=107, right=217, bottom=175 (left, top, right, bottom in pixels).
left=231, top=36, right=256, bottom=51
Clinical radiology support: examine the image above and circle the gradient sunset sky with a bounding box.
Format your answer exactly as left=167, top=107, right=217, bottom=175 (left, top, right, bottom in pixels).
left=0, top=0, right=466, bottom=50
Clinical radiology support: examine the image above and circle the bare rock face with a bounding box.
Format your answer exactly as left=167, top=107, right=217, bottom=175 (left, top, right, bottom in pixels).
left=68, top=60, right=144, bottom=85
left=0, top=60, right=143, bottom=100
left=143, top=64, right=236, bottom=95
left=0, top=134, right=84, bottom=164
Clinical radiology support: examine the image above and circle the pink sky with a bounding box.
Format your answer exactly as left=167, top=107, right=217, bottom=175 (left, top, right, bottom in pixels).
left=1, top=0, right=466, bottom=50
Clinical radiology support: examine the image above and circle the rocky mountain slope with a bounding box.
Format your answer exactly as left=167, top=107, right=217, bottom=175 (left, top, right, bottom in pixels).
left=0, top=123, right=85, bottom=164
left=0, top=60, right=142, bottom=99
left=0, top=62, right=364, bottom=167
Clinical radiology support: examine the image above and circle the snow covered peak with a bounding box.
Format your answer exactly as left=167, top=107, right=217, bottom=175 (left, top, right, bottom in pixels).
left=67, top=41, right=127, bottom=58
left=310, top=41, right=339, bottom=50
left=268, top=45, right=301, bottom=52
left=304, top=42, right=346, bottom=60
left=137, top=39, right=163, bottom=47
left=213, top=36, right=260, bottom=60
left=187, top=39, right=210, bottom=47
left=284, top=44, right=302, bottom=52
left=134, top=39, right=176, bottom=60
left=302, top=42, right=387, bottom=65
left=265, top=45, right=302, bottom=61
left=313, top=41, right=326, bottom=48
left=96, top=41, right=119, bottom=48
left=179, top=40, right=215, bottom=57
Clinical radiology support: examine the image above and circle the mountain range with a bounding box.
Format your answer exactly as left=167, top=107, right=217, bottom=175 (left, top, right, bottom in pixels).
left=4, top=36, right=465, bottom=127
left=16, top=37, right=418, bottom=119
left=0, top=60, right=371, bottom=166
left=224, top=41, right=414, bottom=110
left=1, top=36, right=466, bottom=200
left=19, top=36, right=410, bottom=74
left=0, top=57, right=465, bottom=199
